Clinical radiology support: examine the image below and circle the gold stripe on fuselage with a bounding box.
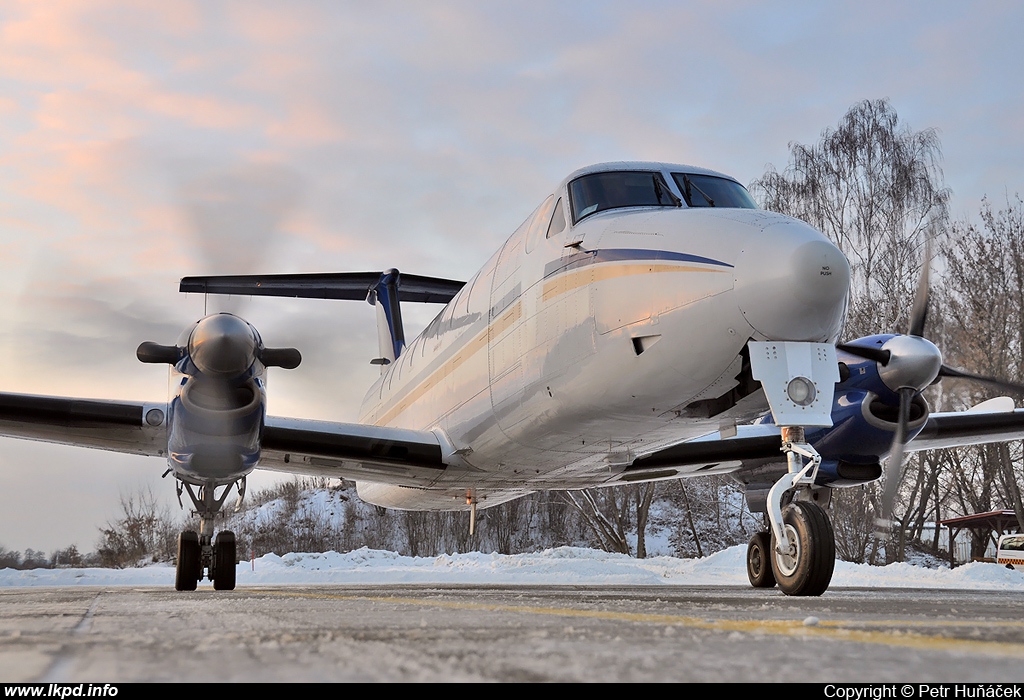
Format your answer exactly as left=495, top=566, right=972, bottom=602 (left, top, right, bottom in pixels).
left=542, top=263, right=727, bottom=302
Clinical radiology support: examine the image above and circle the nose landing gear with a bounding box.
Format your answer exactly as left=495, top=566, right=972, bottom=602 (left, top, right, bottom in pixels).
left=746, top=340, right=840, bottom=596
left=769, top=500, right=835, bottom=596
left=173, top=478, right=243, bottom=591
left=744, top=426, right=837, bottom=596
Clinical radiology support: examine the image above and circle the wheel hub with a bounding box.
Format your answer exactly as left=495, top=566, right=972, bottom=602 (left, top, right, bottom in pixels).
left=775, top=523, right=800, bottom=577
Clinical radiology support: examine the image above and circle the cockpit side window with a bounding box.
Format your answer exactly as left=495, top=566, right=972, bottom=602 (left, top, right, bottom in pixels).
left=546, top=198, right=566, bottom=238
left=569, top=171, right=679, bottom=224
left=671, top=173, right=758, bottom=209
left=524, top=195, right=555, bottom=254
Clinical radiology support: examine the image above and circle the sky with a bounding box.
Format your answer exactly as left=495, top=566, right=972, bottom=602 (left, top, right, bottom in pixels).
left=1, top=1, right=1023, bottom=553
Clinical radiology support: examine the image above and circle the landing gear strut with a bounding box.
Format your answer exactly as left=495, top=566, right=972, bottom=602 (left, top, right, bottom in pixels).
left=745, top=426, right=837, bottom=596
left=173, top=477, right=244, bottom=591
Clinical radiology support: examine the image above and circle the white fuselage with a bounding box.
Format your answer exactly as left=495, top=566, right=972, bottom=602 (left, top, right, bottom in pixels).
left=355, top=163, right=850, bottom=510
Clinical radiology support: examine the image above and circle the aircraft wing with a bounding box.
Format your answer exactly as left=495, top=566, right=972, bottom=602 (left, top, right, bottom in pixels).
left=257, top=416, right=448, bottom=487
left=906, top=406, right=1024, bottom=452
left=0, top=391, right=449, bottom=487
left=622, top=425, right=783, bottom=479
left=619, top=404, right=1024, bottom=481
left=0, top=392, right=168, bottom=456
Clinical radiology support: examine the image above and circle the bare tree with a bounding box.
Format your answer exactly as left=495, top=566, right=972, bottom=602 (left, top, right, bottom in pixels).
left=674, top=481, right=704, bottom=557
left=751, top=98, right=950, bottom=338
left=940, top=195, right=1024, bottom=537
left=634, top=483, right=656, bottom=559
left=560, top=489, right=632, bottom=555
left=96, top=487, right=180, bottom=568
left=750, top=99, right=952, bottom=561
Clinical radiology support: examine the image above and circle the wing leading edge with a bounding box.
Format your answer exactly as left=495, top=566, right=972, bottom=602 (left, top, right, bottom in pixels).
left=907, top=406, right=1024, bottom=452
left=258, top=417, right=448, bottom=487
left=0, top=392, right=167, bottom=456
left=616, top=404, right=1024, bottom=482
left=0, top=392, right=450, bottom=486
left=3, top=391, right=1024, bottom=491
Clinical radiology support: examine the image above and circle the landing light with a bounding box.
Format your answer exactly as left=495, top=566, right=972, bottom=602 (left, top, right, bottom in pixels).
left=786, top=377, right=816, bottom=406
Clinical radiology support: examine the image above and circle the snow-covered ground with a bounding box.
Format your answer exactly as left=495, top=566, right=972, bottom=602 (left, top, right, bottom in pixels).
left=2, top=545, right=1023, bottom=590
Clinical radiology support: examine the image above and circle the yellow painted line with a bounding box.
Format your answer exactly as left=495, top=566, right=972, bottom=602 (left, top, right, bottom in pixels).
left=251, top=589, right=1024, bottom=658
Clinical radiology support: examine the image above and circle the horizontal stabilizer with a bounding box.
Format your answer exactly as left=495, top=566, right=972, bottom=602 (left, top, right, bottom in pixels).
left=180, top=271, right=465, bottom=304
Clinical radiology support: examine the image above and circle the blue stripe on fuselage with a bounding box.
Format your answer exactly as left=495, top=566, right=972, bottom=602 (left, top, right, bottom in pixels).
left=542, top=248, right=733, bottom=280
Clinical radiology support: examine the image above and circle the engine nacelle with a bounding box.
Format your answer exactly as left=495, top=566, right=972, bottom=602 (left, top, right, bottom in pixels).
left=805, top=339, right=930, bottom=486
left=138, top=312, right=300, bottom=483
left=169, top=375, right=265, bottom=481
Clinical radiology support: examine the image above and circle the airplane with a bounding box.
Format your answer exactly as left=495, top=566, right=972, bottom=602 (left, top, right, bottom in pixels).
left=3, top=160, right=1024, bottom=595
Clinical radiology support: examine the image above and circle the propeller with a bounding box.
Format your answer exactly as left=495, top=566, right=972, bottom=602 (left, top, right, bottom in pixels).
left=836, top=242, right=1024, bottom=539
left=137, top=164, right=304, bottom=402
left=137, top=313, right=301, bottom=374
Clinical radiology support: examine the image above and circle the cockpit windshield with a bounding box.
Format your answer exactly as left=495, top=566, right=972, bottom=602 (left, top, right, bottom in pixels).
left=671, top=173, right=758, bottom=209
left=569, top=171, right=680, bottom=224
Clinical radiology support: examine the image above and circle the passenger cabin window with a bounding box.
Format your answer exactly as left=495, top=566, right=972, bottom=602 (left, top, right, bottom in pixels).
left=569, top=171, right=680, bottom=224
left=671, top=173, right=758, bottom=209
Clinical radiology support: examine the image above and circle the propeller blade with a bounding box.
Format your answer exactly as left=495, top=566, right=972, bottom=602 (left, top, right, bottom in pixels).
left=137, top=341, right=181, bottom=365
left=937, top=365, right=1024, bottom=395
left=908, top=237, right=932, bottom=337
left=875, top=386, right=915, bottom=539
left=836, top=343, right=891, bottom=365
left=261, top=347, right=302, bottom=370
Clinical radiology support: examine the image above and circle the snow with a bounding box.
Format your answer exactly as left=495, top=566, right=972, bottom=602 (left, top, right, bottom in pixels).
left=2, top=545, right=1023, bottom=590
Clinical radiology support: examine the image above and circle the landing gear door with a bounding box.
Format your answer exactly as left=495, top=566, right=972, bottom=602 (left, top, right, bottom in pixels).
left=749, top=341, right=838, bottom=427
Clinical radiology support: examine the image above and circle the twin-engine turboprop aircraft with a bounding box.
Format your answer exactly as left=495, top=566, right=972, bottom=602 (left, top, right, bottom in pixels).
left=3, top=161, right=1024, bottom=595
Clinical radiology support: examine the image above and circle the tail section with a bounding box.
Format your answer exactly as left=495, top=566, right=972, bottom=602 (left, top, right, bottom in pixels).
left=368, top=269, right=405, bottom=367
left=179, top=269, right=464, bottom=371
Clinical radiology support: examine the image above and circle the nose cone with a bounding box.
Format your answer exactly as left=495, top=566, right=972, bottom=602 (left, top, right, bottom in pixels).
left=734, top=217, right=850, bottom=342
left=188, top=313, right=258, bottom=378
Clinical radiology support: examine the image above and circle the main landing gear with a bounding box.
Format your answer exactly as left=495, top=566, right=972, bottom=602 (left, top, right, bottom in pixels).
left=746, top=426, right=836, bottom=596
left=174, top=478, right=243, bottom=591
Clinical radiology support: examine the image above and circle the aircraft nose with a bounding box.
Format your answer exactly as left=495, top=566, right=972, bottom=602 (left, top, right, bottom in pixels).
left=733, top=217, right=850, bottom=342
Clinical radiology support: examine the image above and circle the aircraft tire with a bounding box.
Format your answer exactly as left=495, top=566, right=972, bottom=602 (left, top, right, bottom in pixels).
left=746, top=531, right=776, bottom=588
left=213, top=531, right=237, bottom=591
left=770, top=501, right=835, bottom=597
left=175, top=531, right=200, bottom=591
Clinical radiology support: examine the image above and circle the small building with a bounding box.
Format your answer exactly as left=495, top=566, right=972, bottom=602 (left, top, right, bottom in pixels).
left=938, top=510, right=1022, bottom=567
